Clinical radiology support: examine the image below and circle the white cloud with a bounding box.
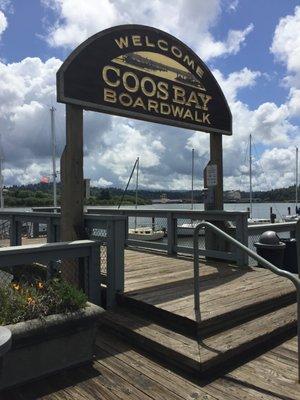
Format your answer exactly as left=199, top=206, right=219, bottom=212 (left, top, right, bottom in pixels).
left=227, top=0, right=239, bottom=13
left=91, top=177, right=113, bottom=187
left=271, top=6, right=300, bottom=79
left=0, top=11, right=7, bottom=38
left=271, top=6, right=300, bottom=117
left=0, top=49, right=297, bottom=191
left=197, top=23, right=253, bottom=60
left=42, top=0, right=252, bottom=61
left=213, top=67, right=260, bottom=102
left=0, top=2, right=298, bottom=192
left=97, top=120, right=165, bottom=176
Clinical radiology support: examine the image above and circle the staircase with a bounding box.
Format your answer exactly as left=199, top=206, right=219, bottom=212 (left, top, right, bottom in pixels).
left=99, top=286, right=297, bottom=377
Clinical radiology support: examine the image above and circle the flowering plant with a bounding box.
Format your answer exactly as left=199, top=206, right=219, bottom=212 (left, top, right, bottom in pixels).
left=0, top=279, right=87, bottom=325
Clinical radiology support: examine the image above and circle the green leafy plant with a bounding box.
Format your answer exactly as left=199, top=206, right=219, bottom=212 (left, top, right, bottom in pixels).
left=0, top=279, right=87, bottom=325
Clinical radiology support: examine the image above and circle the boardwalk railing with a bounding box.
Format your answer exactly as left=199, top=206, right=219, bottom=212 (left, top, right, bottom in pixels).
left=85, top=208, right=249, bottom=266
left=0, top=240, right=101, bottom=305
left=0, top=211, right=126, bottom=308
left=193, top=220, right=300, bottom=382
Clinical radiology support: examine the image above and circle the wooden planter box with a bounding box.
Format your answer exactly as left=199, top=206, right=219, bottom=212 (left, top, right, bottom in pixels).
left=0, top=302, right=103, bottom=390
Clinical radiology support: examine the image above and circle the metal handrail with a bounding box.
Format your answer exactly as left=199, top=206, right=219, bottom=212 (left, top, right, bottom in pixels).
left=193, top=220, right=300, bottom=382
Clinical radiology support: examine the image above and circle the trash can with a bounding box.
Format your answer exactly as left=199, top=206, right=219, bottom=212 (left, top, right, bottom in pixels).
left=280, top=238, right=298, bottom=273
left=254, top=231, right=286, bottom=268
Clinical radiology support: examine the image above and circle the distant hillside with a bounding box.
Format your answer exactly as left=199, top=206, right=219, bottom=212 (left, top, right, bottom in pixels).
left=1, top=183, right=299, bottom=207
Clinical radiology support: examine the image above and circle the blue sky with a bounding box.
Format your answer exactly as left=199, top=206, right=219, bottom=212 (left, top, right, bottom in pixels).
left=0, top=0, right=299, bottom=191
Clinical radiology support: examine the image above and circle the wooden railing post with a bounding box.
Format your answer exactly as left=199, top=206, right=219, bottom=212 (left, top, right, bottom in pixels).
left=10, top=216, right=22, bottom=246
left=167, top=213, right=177, bottom=255
left=47, top=216, right=59, bottom=279
left=296, top=220, right=300, bottom=279
left=32, top=222, right=39, bottom=238
left=106, top=219, right=126, bottom=308
left=235, top=214, right=248, bottom=266
left=47, top=217, right=57, bottom=243
left=86, top=242, right=101, bottom=305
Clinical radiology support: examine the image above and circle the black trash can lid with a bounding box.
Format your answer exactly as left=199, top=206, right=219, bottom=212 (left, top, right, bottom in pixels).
left=254, top=230, right=286, bottom=249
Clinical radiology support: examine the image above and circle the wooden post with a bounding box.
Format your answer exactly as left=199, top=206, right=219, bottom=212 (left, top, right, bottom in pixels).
left=60, top=104, right=84, bottom=286
left=167, top=212, right=177, bottom=255
left=204, top=133, right=224, bottom=256
left=106, top=219, right=126, bottom=308
left=209, top=133, right=223, bottom=210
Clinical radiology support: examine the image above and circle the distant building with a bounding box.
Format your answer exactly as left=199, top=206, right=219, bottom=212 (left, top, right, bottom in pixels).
left=225, top=190, right=241, bottom=202
left=152, top=194, right=183, bottom=204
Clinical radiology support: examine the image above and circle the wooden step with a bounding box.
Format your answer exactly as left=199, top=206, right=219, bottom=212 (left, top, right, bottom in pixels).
left=117, top=290, right=296, bottom=338
left=99, top=303, right=297, bottom=376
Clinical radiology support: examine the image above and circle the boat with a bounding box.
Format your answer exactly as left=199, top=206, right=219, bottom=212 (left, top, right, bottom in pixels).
left=176, top=149, right=205, bottom=237
left=177, top=221, right=205, bottom=236
left=247, top=218, right=270, bottom=225
left=283, top=147, right=299, bottom=222
left=119, top=157, right=165, bottom=241
left=128, top=227, right=165, bottom=241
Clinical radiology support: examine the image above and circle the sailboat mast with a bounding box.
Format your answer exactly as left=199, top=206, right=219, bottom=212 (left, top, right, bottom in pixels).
left=249, top=134, right=253, bottom=218
left=296, top=146, right=299, bottom=213
left=134, top=157, right=139, bottom=229
left=0, top=154, right=3, bottom=210
left=50, top=106, right=57, bottom=209
left=191, top=148, right=194, bottom=211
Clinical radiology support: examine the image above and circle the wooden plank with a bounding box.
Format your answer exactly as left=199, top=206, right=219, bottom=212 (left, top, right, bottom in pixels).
left=100, top=302, right=296, bottom=376
left=96, top=329, right=282, bottom=400
left=123, top=248, right=296, bottom=328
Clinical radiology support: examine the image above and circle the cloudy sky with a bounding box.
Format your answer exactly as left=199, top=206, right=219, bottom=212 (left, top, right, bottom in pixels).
left=0, top=0, right=299, bottom=191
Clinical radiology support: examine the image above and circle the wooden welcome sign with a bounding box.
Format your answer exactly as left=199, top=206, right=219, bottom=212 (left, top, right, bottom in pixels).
left=58, top=25, right=231, bottom=254
left=57, top=25, right=232, bottom=135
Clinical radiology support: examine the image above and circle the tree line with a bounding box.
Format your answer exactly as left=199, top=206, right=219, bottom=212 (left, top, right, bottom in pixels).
left=2, top=183, right=299, bottom=207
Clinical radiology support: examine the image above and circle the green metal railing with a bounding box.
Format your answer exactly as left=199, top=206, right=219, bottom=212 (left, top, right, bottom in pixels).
left=193, top=220, right=300, bottom=382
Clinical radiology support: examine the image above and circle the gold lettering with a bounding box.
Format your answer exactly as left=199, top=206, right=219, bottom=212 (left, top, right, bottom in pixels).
left=160, top=103, right=171, bottom=115
left=173, top=85, right=186, bottom=104
left=114, top=36, right=129, bottom=49
left=186, top=91, right=201, bottom=108
left=157, top=81, right=169, bottom=100
left=148, top=100, right=159, bottom=113
left=119, top=93, right=133, bottom=107
left=104, top=88, right=117, bottom=103
left=183, top=109, right=193, bottom=120
left=171, top=105, right=184, bottom=118
left=141, top=77, right=156, bottom=97
left=132, top=35, right=142, bottom=46
left=133, top=97, right=146, bottom=110
left=102, top=65, right=120, bottom=87
left=199, top=94, right=212, bottom=110
left=196, top=65, right=204, bottom=79
left=123, top=71, right=139, bottom=92
left=171, top=46, right=182, bottom=58
left=202, top=113, right=211, bottom=124
left=145, top=35, right=155, bottom=47
left=194, top=111, right=202, bottom=122
left=157, top=39, right=168, bottom=51
left=183, top=55, right=195, bottom=70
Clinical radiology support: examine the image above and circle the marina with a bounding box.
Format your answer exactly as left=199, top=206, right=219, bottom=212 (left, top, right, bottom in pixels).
left=0, top=5, right=300, bottom=399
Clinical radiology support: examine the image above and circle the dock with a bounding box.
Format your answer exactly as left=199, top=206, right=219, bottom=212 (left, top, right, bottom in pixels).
left=0, top=211, right=299, bottom=398
left=100, top=249, right=297, bottom=377
left=3, top=330, right=299, bottom=399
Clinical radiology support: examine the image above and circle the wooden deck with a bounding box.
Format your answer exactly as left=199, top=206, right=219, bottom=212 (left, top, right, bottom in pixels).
left=3, top=330, right=299, bottom=400
left=122, top=249, right=296, bottom=333
left=100, top=248, right=298, bottom=375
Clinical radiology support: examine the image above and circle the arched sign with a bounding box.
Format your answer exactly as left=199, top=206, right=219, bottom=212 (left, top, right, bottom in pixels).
left=57, top=25, right=232, bottom=135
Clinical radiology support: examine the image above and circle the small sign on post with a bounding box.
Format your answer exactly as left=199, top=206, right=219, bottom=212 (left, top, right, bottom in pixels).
left=206, top=164, right=218, bottom=187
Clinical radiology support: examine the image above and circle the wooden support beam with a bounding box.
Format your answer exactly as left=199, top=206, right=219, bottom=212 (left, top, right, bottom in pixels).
left=60, top=104, right=84, bottom=241
left=204, top=133, right=225, bottom=256
left=209, top=132, right=223, bottom=210
left=60, top=104, right=84, bottom=286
